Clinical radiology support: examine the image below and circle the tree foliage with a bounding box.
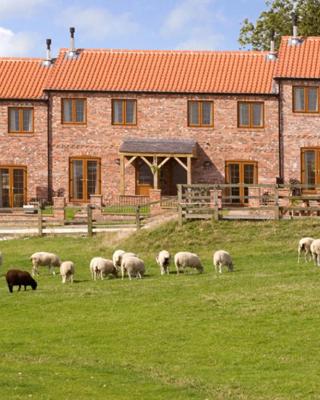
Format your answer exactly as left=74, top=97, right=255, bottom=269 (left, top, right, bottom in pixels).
left=239, top=0, right=320, bottom=50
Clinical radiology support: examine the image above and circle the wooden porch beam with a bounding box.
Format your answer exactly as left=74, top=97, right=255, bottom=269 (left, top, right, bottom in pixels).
left=125, top=156, right=137, bottom=167
left=141, top=156, right=153, bottom=168
left=158, top=157, right=170, bottom=169
left=187, top=157, right=192, bottom=185
left=120, top=154, right=125, bottom=195
left=153, top=156, right=158, bottom=189
left=174, top=157, right=188, bottom=171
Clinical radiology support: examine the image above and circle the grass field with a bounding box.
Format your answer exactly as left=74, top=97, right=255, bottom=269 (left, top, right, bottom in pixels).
left=1, top=219, right=320, bottom=399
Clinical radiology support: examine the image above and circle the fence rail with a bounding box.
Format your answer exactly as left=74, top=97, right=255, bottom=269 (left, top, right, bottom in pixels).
left=178, top=183, right=320, bottom=223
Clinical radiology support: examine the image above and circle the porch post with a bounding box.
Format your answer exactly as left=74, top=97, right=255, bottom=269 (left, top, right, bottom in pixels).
left=120, top=154, right=125, bottom=195
left=153, top=155, right=158, bottom=189
left=187, top=157, right=192, bottom=185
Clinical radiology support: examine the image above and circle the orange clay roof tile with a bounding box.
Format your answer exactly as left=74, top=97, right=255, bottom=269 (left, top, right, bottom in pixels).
left=0, top=58, right=51, bottom=99
left=45, top=49, right=277, bottom=94
left=275, top=36, right=320, bottom=78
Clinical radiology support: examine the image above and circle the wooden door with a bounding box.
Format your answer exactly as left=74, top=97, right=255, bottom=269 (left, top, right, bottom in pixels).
left=226, top=161, right=257, bottom=204
left=301, top=149, right=320, bottom=190
left=0, top=167, right=26, bottom=208
left=70, top=158, right=101, bottom=202
left=136, top=159, right=153, bottom=196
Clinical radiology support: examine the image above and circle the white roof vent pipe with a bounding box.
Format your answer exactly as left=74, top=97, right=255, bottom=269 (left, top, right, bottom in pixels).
left=266, top=30, right=277, bottom=61
left=290, top=12, right=302, bottom=46
left=42, top=38, right=53, bottom=67
left=66, top=27, right=78, bottom=58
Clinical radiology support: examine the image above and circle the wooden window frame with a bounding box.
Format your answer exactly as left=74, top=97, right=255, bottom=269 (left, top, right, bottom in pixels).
left=237, top=102, right=264, bottom=129
left=8, top=107, right=34, bottom=134
left=0, top=165, right=27, bottom=207
left=69, top=156, right=101, bottom=203
left=293, top=86, right=319, bottom=114
left=112, top=99, right=137, bottom=126
left=188, top=100, right=214, bottom=127
left=301, top=147, right=320, bottom=192
left=61, top=98, right=87, bottom=125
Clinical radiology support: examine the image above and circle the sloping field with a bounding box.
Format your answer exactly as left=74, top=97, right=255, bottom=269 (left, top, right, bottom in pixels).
left=0, top=219, right=320, bottom=399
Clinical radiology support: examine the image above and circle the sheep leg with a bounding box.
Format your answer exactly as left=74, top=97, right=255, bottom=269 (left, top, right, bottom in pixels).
left=18, top=285, right=21, bottom=291
left=128, top=271, right=132, bottom=280
left=298, top=248, right=301, bottom=263
left=317, top=254, right=320, bottom=267
left=137, top=272, right=141, bottom=279
left=70, top=275, right=74, bottom=284
left=121, top=265, right=125, bottom=280
left=219, top=263, right=222, bottom=274
left=8, top=284, right=13, bottom=293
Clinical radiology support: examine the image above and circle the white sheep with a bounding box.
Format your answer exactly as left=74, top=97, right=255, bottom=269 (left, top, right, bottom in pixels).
left=112, top=250, right=136, bottom=271
left=121, top=255, right=145, bottom=280
left=310, top=239, right=320, bottom=266
left=298, top=237, right=314, bottom=263
left=174, top=252, right=203, bottom=274
left=213, top=250, right=233, bottom=273
left=60, top=261, right=75, bottom=283
left=156, top=250, right=170, bottom=275
left=30, top=251, right=61, bottom=276
left=90, top=257, right=118, bottom=280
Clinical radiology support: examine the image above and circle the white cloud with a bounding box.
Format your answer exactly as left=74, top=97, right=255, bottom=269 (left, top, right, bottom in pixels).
left=0, top=0, right=47, bottom=18
left=60, top=6, right=139, bottom=41
left=0, top=27, right=35, bottom=56
left=161, top=0, right=226, bottom=50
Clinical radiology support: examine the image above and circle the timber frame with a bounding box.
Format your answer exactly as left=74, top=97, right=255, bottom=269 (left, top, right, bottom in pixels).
left=119, top=152, right=194, bottom=195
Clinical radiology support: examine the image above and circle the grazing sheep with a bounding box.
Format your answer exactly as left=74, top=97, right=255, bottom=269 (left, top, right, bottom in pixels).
left=30, top=252, right=61, bottom=276
left=213, top=250, right=233, bottom=273
left=310, top=239, right=320, bottom=266
left=112, top=250, right=136, bottom=271
left=60, top=261, right=75, bottom=284
left=121, top=255, right=145, bottom=280
left=6, top=269, right=37, bottom=293
left=156, top=250, right=170, bottom=275
left=90, top=257, right=118, bottom=280
left=174, top=252, right=203, bottom=274
left=298, top=237, right=314, bottom=263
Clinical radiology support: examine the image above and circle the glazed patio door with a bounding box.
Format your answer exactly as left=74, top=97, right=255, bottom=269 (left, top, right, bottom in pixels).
left=0, top=167, right=26, bottom=208
left=301, top=149, right=320, bottom=190
left=70, top=158, right=101, bottom=202
left=226, top=161, right=257, bottom=204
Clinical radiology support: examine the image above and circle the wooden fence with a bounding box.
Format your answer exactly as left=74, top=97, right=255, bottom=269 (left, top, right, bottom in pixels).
left=178, top=183, right=320, bottom=224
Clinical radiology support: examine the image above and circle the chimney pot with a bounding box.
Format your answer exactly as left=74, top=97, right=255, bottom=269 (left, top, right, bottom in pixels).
left=67, top=27, right=77, bottom=58
left=43, top=38, right=53, bottom=66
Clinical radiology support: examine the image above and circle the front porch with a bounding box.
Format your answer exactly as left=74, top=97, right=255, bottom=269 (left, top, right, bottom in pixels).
left=119, top=138, right=197, bottom=197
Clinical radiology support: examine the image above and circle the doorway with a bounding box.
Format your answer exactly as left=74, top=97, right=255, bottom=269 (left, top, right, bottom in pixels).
left=0, top=167, right=27, bottom=208
left=226, top=161, right=257, bottom=204
left=69, top=157, right=101, bottom=202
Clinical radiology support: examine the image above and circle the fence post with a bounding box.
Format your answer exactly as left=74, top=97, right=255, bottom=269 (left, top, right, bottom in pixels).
left=274, top=186, right=280, bottom=220
left=178, top=184, right=183, bottom=226
left=136, top=205, right=141, bottom=230
left=87, top=205, right=93, bottom=236
left=38, top=207, right=43, bottom=237
left=214, top=189, right=219, bottom=221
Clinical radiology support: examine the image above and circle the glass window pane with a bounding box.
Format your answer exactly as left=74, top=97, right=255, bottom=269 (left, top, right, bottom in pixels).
left=294, top=88, right=305, bottom=111
left=9, top=109, right=19, bottom=132
left=22, top=109, right=32, bottom=132
left=72, top=160, right=83, bottom=200
left=189, top=102, right=199, bottom=125
left=63, top=100, right=72, bottom=122
left=201, top=102, right=212, bottom=125
left=75, top=100, right=85, bottom=122
left=0, top=169, right=10, bottom=207
left=126, top=100, right=136, bottom=124
left=87, top=161, right=98, bottom=198
left=113, top=100, right=123, bottom=124
left=239, top=103, right=249, bottom=126
left=244, top=164, right=254, bottom=184
left=252, top=103, right=263, bottom=127
left=307, top=88, right=318, bottom=112
left=304, top=151, right=316, bottom=189
left=13, top=169, right=25, bottom=207
left=138, top=161, right=153, bottom=184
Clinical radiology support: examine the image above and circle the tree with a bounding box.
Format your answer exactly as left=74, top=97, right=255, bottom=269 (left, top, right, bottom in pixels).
left=238, top=0, right=320, bottom=50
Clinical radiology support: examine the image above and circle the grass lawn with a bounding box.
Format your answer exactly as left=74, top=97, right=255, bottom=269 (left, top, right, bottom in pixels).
left=1, top=219, right=320, bottom=399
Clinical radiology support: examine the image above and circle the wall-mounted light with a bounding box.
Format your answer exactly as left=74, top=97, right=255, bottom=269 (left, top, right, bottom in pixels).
left=203, top=160, right=212, bottom=169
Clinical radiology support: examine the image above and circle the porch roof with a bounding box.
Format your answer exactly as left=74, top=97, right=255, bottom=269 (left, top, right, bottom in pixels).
left=119, top=138, right=197, bottom=157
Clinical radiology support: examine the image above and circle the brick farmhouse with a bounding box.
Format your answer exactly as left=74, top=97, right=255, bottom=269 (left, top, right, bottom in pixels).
left=0, top=32, right=320, bottom=207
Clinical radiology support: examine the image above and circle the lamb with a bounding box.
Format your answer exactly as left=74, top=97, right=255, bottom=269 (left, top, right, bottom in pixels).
left=113, top=250, right=136, bottom=271
left=6, top=269, right=37, bottom=293
left=121, top=255, right=145, bottom=280
left=310, top=239, right=320, bottom=266
left=213, top=250, right=233, bottom=273
left=90, top=257, right=118, bottom=280
left=174, top=252, right=203, bottom=274
left=156, top=250, right=170, bottom=275
left=60, top=261, right=75, bottom=283
left=298, top=237, right=314, bottom=263
left=30, top=251, right=61, bottom=276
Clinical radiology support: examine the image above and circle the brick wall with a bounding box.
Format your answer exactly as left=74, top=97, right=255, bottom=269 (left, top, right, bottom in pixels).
left=281, top=80, right=320, bottom=183
left=50, top=92, right=279, bottom=203
left=0, top=100, right=48, bottom=202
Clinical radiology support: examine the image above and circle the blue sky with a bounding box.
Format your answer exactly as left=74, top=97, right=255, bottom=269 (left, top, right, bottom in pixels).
left=0, top=0, right=266, bottom=57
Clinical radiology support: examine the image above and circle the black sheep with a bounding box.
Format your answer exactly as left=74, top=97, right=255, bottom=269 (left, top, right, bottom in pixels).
left=6, top=269, right=37, bottom=293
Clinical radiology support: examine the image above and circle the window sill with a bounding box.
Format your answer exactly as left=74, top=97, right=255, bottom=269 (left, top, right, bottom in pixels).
left=8, top=132, right=35, bottom=136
